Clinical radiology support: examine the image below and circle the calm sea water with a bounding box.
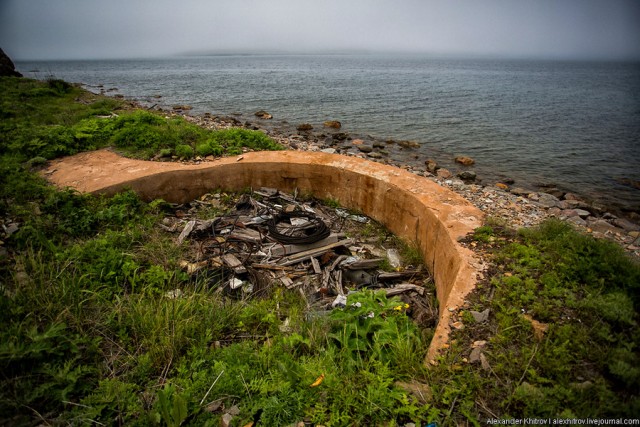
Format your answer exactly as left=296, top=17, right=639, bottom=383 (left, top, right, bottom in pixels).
left=16, top=55, right=640, bottom=212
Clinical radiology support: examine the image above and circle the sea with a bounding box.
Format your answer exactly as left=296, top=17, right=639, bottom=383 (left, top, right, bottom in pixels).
left=15, top=54, right=640, bottom=214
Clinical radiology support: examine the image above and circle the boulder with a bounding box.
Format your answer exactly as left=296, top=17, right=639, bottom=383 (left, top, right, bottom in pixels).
left=587, top=219, right=623, bottom=235
left=254, top=110, right=273, bottom=119
left=297, top=123, right=313, bottom=132
left=457, top=171, right=476, bottom=181
left=454, top=156, right=475, bottom=166
left=323, top=120, right=341, bottom=129
left=436, top=168, right=452, bottom=179
left=0, top=48, right=22, bottom=77
left=613, top=218, right=640, bottom=232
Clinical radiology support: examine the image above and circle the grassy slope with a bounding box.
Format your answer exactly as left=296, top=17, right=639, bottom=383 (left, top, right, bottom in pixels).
left=0, top=77, right=638, bottom=426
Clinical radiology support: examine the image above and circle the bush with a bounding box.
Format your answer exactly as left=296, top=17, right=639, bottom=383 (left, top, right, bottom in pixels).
left=174, top=144, right=194, bottom=159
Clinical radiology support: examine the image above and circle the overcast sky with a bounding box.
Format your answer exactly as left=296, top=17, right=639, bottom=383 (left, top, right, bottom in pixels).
left=1, top=0, right=639, bottom=61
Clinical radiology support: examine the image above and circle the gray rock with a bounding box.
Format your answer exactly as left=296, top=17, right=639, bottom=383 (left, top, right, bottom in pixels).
left=613, top=218, right=640, bottom=232
left=537, top=193, right=559, bottom=208
left=367, top=152, right=383, bottom=159
left=574, top=209, right=591, bottom=218
left=510, top=187, right=531, bottom=196
left=470, top=308, right=490, bottom=323
left=320, top=148, right=336, bottom=154
left=357, top=145, right=373, bottom=153
left=373, top=141, right=386, bottom=149
left=587, top=219, right=623, bottom=235
left=567, top=216, right=587, bottom=227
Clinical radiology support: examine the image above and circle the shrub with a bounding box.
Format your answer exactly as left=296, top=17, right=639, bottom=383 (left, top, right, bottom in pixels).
left=174, top=144, right=194, bottom=159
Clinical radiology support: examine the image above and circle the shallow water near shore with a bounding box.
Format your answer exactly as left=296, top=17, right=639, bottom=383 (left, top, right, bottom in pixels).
left=17, top=54, right=640, bottom=213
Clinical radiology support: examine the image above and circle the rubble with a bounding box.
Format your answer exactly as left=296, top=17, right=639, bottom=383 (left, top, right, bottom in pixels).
left=160, top=188, right=436, bottom=326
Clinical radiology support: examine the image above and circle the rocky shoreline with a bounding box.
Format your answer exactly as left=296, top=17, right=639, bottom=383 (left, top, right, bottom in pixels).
left=119, top=97, right=640, bottom=257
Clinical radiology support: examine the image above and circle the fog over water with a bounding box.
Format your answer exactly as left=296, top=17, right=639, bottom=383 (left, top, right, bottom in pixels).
left=1, top=0, right=640, bottom=60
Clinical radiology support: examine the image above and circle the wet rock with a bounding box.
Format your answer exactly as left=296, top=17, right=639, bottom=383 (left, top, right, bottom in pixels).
left=454, top=156, right=475, bottom=166
left=372, top=141, right=386, bottom=149
left=397, top=140, right=420, bottom=149
left=457, top=171, right=477, bottom=181
left=255, top=110, right=273, bottom=119
left=351, top=138, right=364, bottom=145
left=436, top=168, right=452, bottom=179
left=172, top=104, right=192, bottom=110
left=357, top=145, right=373, bottom=153
left=323, top=120, right=341, bottom=129
left=332, top=132, right=349, bottom=141
left=425, top=159, right=438, bottom=173
left=297, top=123, right=313, bottom=132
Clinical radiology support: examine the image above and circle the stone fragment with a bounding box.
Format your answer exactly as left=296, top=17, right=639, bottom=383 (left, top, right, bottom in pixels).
left=470, top=308, right=490, bottom=323
left=510, top=187, right=530, bottom=196
left=367, top=152, right=382, bottom=159
left=469, top=347, right=483, bottom=363
left=357, top=145, right=373, bottom=153
left=220, top=413, right=234, bottom=427
left=297, top=123, right=313, bottom=132
left=351, top=139, right=364, bottom=145
left=574, top=209, right=591, bottom=218
left=495, top=183, right=509, bottom=190
left=567, top=216, right=587, bottom=227
left=320, top=148, right=336, bottom=154
left=454, top=156, right=475, bottom=166
left=451, top=321, right=465, bottom=330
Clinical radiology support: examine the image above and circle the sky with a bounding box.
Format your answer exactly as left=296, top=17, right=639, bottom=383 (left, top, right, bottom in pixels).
left=1, top=0, right=640, bottom=61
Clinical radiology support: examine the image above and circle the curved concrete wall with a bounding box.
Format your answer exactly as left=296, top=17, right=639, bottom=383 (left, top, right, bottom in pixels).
left=45, top=149, right=484, bottom=361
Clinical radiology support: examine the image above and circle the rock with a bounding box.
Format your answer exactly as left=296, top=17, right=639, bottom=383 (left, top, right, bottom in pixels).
left=357, top=145, right=373, bottom=153
left=613, top=218, right=640, bottom=232
left=323, top=120, right=341, bottom=129
left=220, top=413, right=234, bottom=427
left=457, top=171, right=477, bottom=181
left=254, top=110, right=272, bottom=119
left=587, top=219, right=624, bottom=235
left=469, top=347, right=483, bottom=363
left=333, top=132, right=349, bottom=141
left=574, top=209, right=591, bottom=218
left=557, top=199, right=581, bottom=209
left=367, top=152, right=383, bottom=159
left=470, top=308, right=490, bottom=323
left=0, top=48, right=22, bottom=77
left=425, top=159, right=438, bottom=173
left=451, top=321, right=465, bottom=330
left=495, top=183, right=509, bottom=190
left=510, top=187, right=531, bottom=196
left=320, top=148, right=336, bottom=154
left=537, top=193, right=559, bottom=208
left=564, top=193, right=583, bottom=201
left=397, top=140, right=420, bottom=149
left=297, top=123, right=313, bottom=132
left=372, top=141, right=385, bottom=149
left=172, top=105, right=192, bottom=110
left=436, top=168, right=452, bottom=179
left=454, top=156, right=475, bottom=166
left=567, top=216, right=587, bottom=227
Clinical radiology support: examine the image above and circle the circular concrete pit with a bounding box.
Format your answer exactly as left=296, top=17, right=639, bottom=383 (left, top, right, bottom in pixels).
left=45, top=149, right=485, bottom=361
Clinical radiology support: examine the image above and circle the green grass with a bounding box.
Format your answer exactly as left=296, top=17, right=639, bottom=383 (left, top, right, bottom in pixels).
left=1, top=75, right=639, bottom=425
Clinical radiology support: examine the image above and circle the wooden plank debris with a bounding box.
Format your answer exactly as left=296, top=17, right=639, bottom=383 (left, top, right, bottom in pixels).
left=221, top=254, right=247, bottom=274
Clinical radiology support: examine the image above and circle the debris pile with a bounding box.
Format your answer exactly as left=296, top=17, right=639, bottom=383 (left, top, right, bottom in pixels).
left=161, top=188, right=437, bottom=326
